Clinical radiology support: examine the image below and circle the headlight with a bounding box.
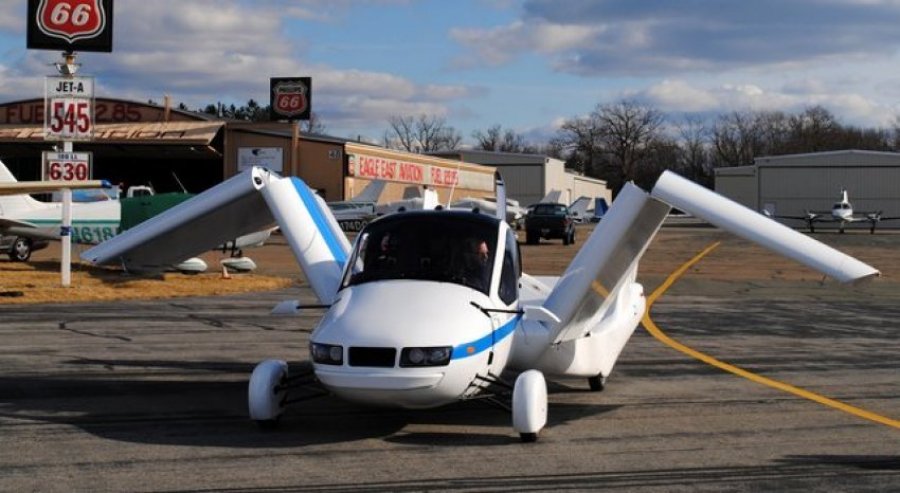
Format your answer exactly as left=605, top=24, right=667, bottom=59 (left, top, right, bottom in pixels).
left=400, top=346, right=452, bottom=367
left=310, top=342, right=343, bottom=365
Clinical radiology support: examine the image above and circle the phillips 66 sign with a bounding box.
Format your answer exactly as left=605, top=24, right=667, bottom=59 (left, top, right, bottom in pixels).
left=27, top=0, right=114, bottom=52
left=270, top=77, right=311, bottom=121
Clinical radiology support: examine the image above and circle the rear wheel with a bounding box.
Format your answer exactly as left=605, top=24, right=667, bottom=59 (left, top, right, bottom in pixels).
left=9, top=237, right=32, bottom=262
left=526, top=230, right=538, bottom=245
left=588, top=374, right=606, bottom=392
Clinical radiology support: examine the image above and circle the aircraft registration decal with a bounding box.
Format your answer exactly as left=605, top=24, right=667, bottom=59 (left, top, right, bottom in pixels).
left=289, top=177, right=348, bottom=267
left=24, top=219, right=118, bottom=244
left=451, top=314, right=521, bottom=360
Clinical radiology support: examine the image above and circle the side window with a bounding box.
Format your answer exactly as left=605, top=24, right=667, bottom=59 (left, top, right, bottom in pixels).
left=498, top=230, right=519, bottom=305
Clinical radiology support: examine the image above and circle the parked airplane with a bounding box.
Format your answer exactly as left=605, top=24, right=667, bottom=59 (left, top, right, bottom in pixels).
left=450, top=196, right=526, bottom=228
left=328, top=180, right=385, bottom=232
left=0, top=159, right=273, bottom=270
left=0, top=176, right=112, bottom=261
left=768, top=189, right=900, bottom=234
left=80, top=167, right=878, bottom=442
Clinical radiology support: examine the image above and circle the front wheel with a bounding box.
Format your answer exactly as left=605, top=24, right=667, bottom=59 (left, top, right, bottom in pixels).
left=248, top=359, right=289, bottom=426
left=9, top=237, right=32, bottom=262
left=512, top=370, right=547, bottom=442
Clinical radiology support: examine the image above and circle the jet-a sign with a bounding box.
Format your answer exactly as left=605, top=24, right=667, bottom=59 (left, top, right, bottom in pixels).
left=44, top=76, right=94, bottom=141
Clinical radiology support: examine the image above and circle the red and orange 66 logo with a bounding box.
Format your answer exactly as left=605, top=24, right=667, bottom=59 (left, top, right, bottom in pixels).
left=272, top=81, right=309, bottom=117
left=37, top=0, right=106, bottom=43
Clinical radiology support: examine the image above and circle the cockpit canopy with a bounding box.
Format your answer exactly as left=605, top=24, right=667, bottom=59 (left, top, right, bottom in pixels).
left=342, top=212, right=501, bottom=295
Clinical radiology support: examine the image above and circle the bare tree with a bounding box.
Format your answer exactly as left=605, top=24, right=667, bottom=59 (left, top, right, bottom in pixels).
left=383, top=114, right=462, bottom=152
left=303, top=111, right=327, bottom=134
left=711, top=111, right=763, bottom=167
left=596, top=100, right=665, bottom=192
left=472, top=124, right=536, bottom=153
left=675, top=116, right=713, bottom=187
left=553, top=113, right=604, bottom=176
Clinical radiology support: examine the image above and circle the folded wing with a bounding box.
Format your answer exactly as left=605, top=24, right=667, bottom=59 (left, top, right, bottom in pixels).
left=540, top=170, right=879, bottom=344
left=81, top=167, right=350, bottom=304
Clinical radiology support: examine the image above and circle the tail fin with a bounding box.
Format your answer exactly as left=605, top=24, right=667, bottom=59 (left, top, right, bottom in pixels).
left=353, top=179, right=386, bottom=203
left=568, top=196, right=591, bottom=221
left=595, top=198, right=609, bottom=216
left=494, top=172, right=507, bottom=221
left=0, top=159, right=17, bottom=183
left=422, top=187, right=439, bottom=210
left=0, top=159, right=46, bottom=215
left=540, top=189, right=561, bottom=203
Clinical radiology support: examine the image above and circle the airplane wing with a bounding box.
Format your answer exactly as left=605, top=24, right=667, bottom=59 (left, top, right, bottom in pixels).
left=537, top=171, right=879, bottom=344
left=81, top=167, right=350, bottom=304
left=0, top=217, right=61, bottom=240
left=0, top=180, right=111, bottom=196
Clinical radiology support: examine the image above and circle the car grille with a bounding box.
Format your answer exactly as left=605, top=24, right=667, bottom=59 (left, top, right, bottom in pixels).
left=348, top=347, right=397, bottom=367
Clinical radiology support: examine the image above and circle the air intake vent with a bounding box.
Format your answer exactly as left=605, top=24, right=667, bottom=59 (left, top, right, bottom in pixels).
left=348, top=347, right=397, bottom=367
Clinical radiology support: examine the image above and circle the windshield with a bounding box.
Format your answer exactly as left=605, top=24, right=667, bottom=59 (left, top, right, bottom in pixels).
left=533, top=203, right=568, bottom=215
left=342, top=214, right=499, bottom=294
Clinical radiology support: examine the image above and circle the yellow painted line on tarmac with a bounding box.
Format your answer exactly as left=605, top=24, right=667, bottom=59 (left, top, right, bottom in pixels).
left=641, top=241, right=900, bottom=430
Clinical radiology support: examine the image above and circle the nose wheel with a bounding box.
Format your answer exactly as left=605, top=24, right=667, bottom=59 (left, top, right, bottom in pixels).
left=248, top=359, right=288, bottom=427
left=512, top=370, right=547, bottom=442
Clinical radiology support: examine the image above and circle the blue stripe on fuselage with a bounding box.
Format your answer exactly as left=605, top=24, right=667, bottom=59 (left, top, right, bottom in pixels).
left=291, top=177, right=347, bottom=268
left=451, top=314, right=521, bottom=360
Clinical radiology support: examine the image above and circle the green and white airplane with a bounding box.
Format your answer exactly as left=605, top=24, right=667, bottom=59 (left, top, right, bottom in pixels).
left=0, top=159, right=274, bottom=268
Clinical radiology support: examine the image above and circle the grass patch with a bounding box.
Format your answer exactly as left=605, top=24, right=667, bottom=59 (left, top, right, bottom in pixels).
left=0, top=260, right=294, bottom=305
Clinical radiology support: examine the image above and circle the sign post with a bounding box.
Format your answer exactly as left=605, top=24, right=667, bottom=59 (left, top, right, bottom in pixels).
left=270, top=77, right=311, bottom=178
left=28, top=0, right=112, bottom=287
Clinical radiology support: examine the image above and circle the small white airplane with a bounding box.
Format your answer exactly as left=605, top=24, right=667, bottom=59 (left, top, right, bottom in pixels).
left=374, top=185, right=440, bottom=216
left=81, top=166, right=878, bottom=442
left=768, top=189, right=900, bottom=234
left=450, top=196, right=526, bottom=228
left=328, top=180, right=385, bottom=232
left=0, top=160, right=121, bottom=261
left=0, top=159, right=273, bottom=270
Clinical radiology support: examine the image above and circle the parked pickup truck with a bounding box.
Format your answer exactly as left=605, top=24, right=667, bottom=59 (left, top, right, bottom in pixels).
left=524, top=202, right=576, bottom=245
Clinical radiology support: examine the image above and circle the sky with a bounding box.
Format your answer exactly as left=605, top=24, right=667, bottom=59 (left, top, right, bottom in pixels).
left=2, top=0, right=900, bottom=145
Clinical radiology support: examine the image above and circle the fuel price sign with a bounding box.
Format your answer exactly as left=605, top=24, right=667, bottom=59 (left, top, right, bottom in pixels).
left=42, top=151, right=92, bottom=182
left=44, top=75, right=94, bottom=141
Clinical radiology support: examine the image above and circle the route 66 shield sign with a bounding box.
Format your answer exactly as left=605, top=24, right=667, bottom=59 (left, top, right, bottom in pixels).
left=27, top=0, right=114, bottom=52
left=270, top=77, right=312, bottom=121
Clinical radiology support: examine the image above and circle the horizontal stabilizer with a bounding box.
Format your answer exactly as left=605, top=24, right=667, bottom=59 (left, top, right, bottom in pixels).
left=0, top=180, right=111, bottom=196
left=651, top=171, right=879, bottom=283
left=82, top=168, right=277, bottom=271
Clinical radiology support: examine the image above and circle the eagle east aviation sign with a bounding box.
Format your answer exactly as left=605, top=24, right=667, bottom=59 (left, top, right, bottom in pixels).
left=27, top=0, right=114, bottom=52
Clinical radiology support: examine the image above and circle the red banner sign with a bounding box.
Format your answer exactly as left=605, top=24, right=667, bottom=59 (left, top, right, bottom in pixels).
left=348, top=153, right=494, bottom=191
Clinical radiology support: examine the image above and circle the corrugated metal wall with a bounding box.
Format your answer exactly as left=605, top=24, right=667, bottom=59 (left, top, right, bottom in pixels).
left=758, top=152, right=900, bottom=229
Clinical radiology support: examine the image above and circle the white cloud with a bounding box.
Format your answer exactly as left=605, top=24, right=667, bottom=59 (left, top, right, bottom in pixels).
left=0, top=0, right=478, bottom=139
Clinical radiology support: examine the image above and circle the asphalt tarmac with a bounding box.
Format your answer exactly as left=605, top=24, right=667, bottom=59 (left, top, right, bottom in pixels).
left=1, top=227, right=898, bottom=492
